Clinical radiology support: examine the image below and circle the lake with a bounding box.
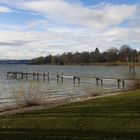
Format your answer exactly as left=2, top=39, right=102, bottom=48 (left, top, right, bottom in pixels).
left=0, top=64, right=140, bottom=110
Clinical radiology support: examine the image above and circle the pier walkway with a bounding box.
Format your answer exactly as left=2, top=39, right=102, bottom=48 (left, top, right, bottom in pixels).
left=6, top=71, right=137, bottom=88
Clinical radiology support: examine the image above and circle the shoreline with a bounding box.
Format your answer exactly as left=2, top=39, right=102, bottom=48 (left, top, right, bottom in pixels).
left=0, top=90, right=131, bottom=117
left=28, top=62, right=140, bottom=67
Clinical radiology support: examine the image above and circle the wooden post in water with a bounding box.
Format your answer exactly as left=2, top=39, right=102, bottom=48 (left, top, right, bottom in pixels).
left=73, top=76, right=76, bottom=84
left=21, top=73, right=24, bottom=79
left=73, top=76, right=80, bottom=84
left=56, top=73, right=59, bottom=83
left=25, top=73, right=28, bottom=79
left=96, top=78, right=103, bottom=86
left=96, top=78, right=99, bottom=85
left=47, top=72, right=50, bottom=81
left=117, top=79, right=125, bottom=88
left=122, top=80, right=125, bottom=88
left=43, top=72, right=46, bottom=81
left=101, top=79, right=103, bottom=85
left=117, top=79, right=120, bottom=87
left=61, top=72, right=63, bottom=83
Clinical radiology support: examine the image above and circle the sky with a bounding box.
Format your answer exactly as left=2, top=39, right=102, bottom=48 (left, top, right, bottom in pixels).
left=0, top=0, right=140, bottom=59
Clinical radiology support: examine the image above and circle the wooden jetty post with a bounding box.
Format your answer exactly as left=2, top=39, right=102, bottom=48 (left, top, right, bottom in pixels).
left=43, top=72, right=46, bottom=81
left=25, top=73, right=28, bottom=79
left=47, top=72, right=50, bottom=81
left=57, top=74, right=80, bottom=84
left=117, top=79, right=120, bottom=87
left=73, top=76, right=80, bottom=84
left=101, top=79, right=103, bottom=85
left=117, top=79, right=125, bottom=88
left=56, top=73, right=59, bottom=83
left=33, top=72, right=35, bottom=80
left=43, top=72, right=50, bottom=81
left=122, top=80, right=125, bottom=87
left=21, top=72, right=24, bottom=79
left=61, top=72, right=63, bottom=83
left=56, top=73, right=64, bottom=83
left=96, top=77, right=103, bottom=86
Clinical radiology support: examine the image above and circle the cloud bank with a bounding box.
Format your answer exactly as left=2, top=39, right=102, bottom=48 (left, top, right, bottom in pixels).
left=0, top=0, right=139, bottom=59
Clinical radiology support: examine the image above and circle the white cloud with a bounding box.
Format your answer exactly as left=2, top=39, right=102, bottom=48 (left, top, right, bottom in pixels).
left=0, top=24, right=139, bottom=59
left=7, top=0, right=137, bottom=29
left=1, top=0, right=139, bottom=29
left=26, top=19, right=48, bottom=29
left=0, top=5, right=12, bottom=13
left=0, top=0, right=139, bottom=59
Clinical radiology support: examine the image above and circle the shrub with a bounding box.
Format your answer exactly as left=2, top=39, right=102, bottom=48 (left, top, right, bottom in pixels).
left=12, top=83, right=43, bottom=107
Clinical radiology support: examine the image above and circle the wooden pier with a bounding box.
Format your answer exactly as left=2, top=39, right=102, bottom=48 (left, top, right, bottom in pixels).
left=6, top=71, right=136, bottom=88
left=7, top=71, right=81, bottom=84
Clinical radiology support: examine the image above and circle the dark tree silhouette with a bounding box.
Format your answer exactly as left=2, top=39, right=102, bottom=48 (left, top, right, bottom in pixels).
left=29, top=45, right=139, bottom=65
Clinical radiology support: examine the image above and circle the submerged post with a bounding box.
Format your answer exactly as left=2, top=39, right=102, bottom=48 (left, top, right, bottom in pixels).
left=25, top=73, right=28, bottom=79
left=47, top=72, right=50, bottom=81
left=73, top=76, right=76, bottom=84
left=43, top=72, right=46, bottom=81
left=96, top=78, right=103, bottom=86
left=122, top=80, right=125, bottom=88
left=73, top=76, right=80, bottom=84
left=101, top=79, right=103, bottom=85
left=21, top=73, right=23, bottom=79
left=61, top=72, right=63, bottom=83
left=56, top=73, right=59, bottom=83
left=117, top=79, right=125, bottom=88
left=96, top=78, right=99, bottom=85
left=117, top=79, right=120, bottom=87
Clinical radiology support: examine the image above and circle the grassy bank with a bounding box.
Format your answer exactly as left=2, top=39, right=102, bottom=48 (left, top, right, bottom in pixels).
left=0, top=90, right=140, bottom=140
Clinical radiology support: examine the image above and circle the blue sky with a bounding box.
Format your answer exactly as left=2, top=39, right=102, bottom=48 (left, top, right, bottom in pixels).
left=0, top=0, right=140, bottom=59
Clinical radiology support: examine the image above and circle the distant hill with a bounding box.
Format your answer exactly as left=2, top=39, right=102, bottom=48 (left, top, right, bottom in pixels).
left=0, top=60, right=29, bottom=64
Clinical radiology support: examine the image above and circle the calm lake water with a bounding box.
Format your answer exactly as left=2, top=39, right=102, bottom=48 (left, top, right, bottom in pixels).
left=0, top=64, right=140, bottom=109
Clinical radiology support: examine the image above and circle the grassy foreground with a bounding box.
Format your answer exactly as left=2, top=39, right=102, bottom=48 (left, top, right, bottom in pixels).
left=0, top=90, right=140, bottom=140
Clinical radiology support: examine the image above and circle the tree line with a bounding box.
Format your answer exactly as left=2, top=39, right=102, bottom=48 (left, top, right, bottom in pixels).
left=29, top=45, right=140, bottom=65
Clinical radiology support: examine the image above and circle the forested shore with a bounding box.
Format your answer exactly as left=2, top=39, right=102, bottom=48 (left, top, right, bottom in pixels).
left=29, top=45, right=140, bottom=65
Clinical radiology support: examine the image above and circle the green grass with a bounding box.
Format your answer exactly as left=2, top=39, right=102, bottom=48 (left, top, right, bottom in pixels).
left=0, top=90, right=140, bottom=140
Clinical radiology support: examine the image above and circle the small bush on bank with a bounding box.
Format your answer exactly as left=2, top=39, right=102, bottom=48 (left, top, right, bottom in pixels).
left=12, top=83, right=43, bottom=107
